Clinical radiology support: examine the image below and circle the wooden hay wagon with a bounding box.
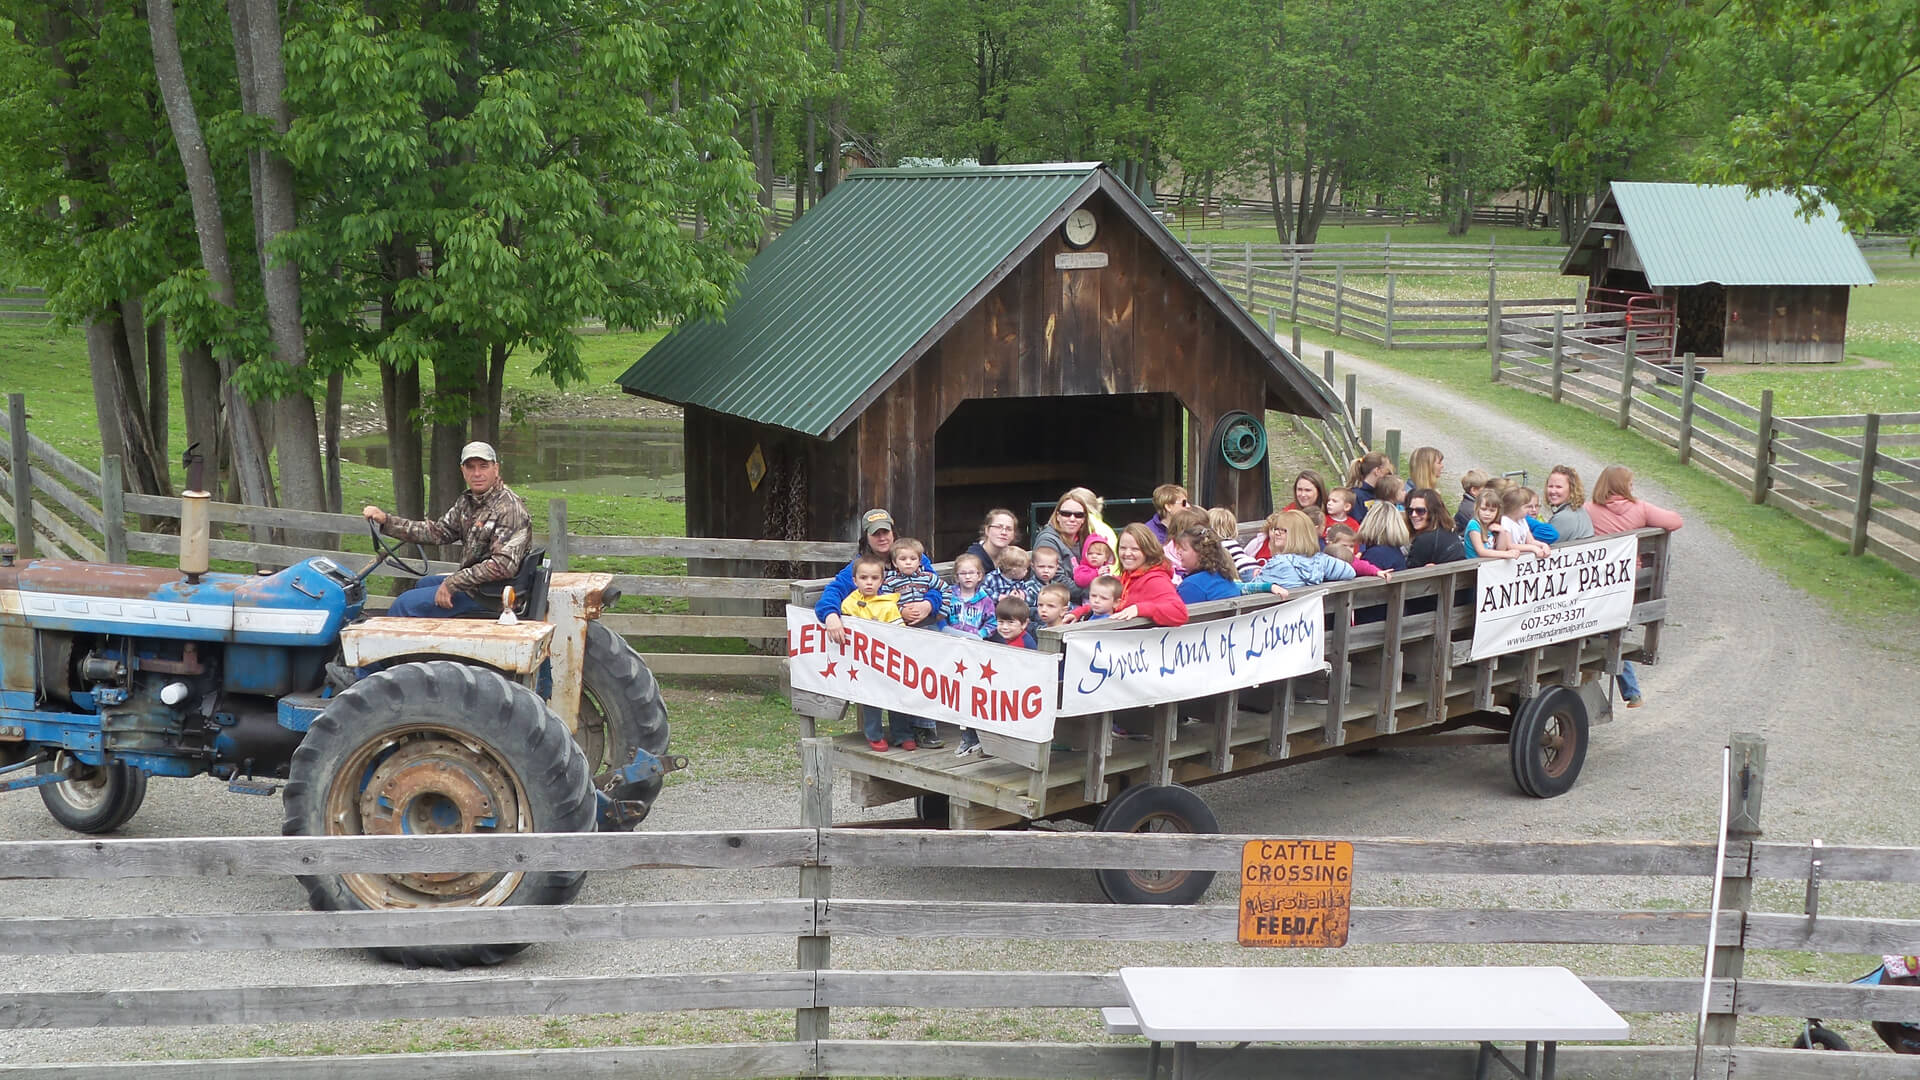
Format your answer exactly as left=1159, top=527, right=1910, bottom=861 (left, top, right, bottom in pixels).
left=788, top=528, right=1673, bottom=903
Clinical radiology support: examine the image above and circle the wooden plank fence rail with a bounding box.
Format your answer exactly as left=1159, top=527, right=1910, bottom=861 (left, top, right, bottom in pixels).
left=1494, top=314, right=1920, bottom=579
left=6, top=736, right=1920, bottom=1078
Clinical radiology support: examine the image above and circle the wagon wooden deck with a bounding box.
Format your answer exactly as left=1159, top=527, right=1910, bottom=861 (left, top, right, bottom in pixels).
left=793, top=528, right=1671, bottom=831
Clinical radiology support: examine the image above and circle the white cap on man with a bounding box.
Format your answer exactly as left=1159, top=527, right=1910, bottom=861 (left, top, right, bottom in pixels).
left=460, top=441, right=499, bottom=463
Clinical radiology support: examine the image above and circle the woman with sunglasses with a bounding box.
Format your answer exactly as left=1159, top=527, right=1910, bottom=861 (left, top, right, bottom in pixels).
left=1405, top=487, right=1466, bottom=567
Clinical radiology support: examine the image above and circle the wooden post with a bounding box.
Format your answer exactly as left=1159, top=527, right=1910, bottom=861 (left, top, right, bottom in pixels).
left=7, top=394, right=30, bottom=558
left=1359, top=408, right=1373, bottom=449
left=1291, top=326, right=1302, bottom=362
left=1344, top=373, right=1358, bottom=420
left=1383, top=430, right=1401, bottom=476
left=1382, top=232, right=1392, bottom=271
left=1289, top=254, right=1301, bottom=323
left=1384, top=273, right=1396, bottom=349
left=1750, top=389, right=1774, bottom=505
left=547, top=498, right=571, bottom=572
left=1266, top=309, right=1276, bottom=339
left=1677, top=353, right=1698, bottom=466
left=1323, top=348, right=1335, bottom=387
left=796, top=738, right=833, bottom=1053
left=1549, top=312, right=1565, bottom=404
left=1849, top=413, right=1880, bottom=556
left=101, top=455, right=127, bottom=563
left=1574, top=277, right=1588, bottom=315
left=1701, top=733, right=1766, bottom=1051
left=1202, top=241, right=1212, bottom=270
left=1616, top=330, right=1637, bottom=430
left=1333, top=266, right=1345, bottom=337
left=1243, top=240, right=1255, bottom=305
left=1487, top=297, right=1503, bottom=383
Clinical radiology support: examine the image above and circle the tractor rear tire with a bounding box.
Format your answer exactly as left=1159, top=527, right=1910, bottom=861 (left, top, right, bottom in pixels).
left=37, top=753, right=147, bottom=834
left=579, top=621, right=671, bottom=817
left=283, top=661, right=596, bottom=970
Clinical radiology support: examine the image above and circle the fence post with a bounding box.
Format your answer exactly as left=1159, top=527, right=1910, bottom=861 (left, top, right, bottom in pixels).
left=1750, top=390, right=1774, bottom=505
left=1333, top=266, right=1345, bottom=337
left=1244, top=240, right=1255, bottom=306
left=6, top=393, right=30, bottom=558
left=1701, top=733, right=1766, bottom=1053
left=1382, top=232, right=1392, bottom=272
left=1344, top=373, right=1358, bottom=420
left=1617, top=331, right=1637, bottom=430
left=547, top=498, right=570, bottom=572
left=797, top=737, right=834, bottom=1060
left=1384, top=273, right=1396, bottom=350
left=101, top=455, right=127, bottom=563
left=1289, top=253, right=1301, bottom=324
left=1487, top=297, right=1503, bottom=383
left=1291, top=326, right=1302, bottom=362
left=1383, top=430, right=1401, bottom=475
left=1324, top=348, right=1335, bottom=387
left=1202, top=241, right=1213, bottom=271
left=1677, top=353, right=1698, bottom=466
left=1266, top=309, right=1276, bottom=340
left=1359, top=408, right=1373, bottom=449
left=1545, top=312, right=1566, bottom=403
left=1849, top=413, right=1880, bottom=557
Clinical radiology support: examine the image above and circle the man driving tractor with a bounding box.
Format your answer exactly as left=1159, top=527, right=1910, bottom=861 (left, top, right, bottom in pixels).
left=361, top=441, right=533, bottom=617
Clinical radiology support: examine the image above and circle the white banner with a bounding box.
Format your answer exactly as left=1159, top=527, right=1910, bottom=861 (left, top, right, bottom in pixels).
left=1469, top=535, right=1639, bottom=661
left=786, top=606, right=1060, bottom=742
left=1058, top=595, right=1326, bottom=717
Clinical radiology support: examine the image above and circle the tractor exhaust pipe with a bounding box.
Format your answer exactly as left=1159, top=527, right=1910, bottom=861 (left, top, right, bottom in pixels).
left=179, top=445, right=210, bottom=584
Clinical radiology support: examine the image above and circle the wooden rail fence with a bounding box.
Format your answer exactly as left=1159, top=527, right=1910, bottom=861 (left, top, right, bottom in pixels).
left=0, top=394, right=850, bottom=678
left=3, top=737, right=1920, bottom=1078
left=1196, top=245, right=1581, bottom=351
left=1494, top=314, right=1920, bottom=577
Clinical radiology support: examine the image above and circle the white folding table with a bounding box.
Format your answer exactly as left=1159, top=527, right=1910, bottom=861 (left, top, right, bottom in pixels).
left=1117, top=965, right=1629, bottom=1080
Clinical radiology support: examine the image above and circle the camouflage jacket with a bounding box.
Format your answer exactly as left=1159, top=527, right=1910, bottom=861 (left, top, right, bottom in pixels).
left=381, top=482, right=532, bottom=594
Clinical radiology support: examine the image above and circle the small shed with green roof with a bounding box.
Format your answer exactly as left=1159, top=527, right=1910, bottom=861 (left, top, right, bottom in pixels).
left=618, top=162, right=1337, bottom=557
left=1562, top=182, right=1875, bottom=364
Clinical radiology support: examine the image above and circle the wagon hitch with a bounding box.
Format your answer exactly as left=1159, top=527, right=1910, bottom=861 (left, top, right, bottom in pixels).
left=594, top=746, right=689, bottom=830
left=0, top=752, right=69, bottom=794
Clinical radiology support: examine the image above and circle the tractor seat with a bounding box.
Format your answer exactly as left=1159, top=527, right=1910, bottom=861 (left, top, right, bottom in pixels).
left=466, top=548, right=551, bottom=621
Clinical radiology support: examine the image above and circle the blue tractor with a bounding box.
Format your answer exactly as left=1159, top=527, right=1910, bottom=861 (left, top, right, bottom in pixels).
left=0, top=467, right=677, bottom=968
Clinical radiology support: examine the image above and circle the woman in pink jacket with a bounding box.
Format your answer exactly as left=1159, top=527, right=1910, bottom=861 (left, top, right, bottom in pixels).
left=1586, top=466, right=1685, bottom=535
left=1584, top=465, right=1681, bottom=707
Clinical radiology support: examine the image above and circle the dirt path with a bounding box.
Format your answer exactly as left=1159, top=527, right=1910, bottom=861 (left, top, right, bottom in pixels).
left=4, top=340, right=1918, bottom=1062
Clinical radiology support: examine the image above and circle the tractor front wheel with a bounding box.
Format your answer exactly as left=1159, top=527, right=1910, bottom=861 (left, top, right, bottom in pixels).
left=283, top=661, right=596, bottom=969
left=578, top=621, right=672, bottom=818
left=37, top=752, right=147, bottom=834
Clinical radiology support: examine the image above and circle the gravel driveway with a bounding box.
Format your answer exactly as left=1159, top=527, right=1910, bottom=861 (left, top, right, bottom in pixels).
left=4, top=341, right=1915, bottom=1062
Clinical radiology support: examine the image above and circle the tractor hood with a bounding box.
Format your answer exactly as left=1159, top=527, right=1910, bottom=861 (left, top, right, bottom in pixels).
left=3, top=557, right=365, bottom=647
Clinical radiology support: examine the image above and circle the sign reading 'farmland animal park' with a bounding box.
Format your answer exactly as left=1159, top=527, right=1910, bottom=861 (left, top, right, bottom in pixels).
left=786, top=607, right=1060, bottom=742
left=1057, top=595, right=1325, bottom=717
left=1469, top=535, right=1639, bottom=662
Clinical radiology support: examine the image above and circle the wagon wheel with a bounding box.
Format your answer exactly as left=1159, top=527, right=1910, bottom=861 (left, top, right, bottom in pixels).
left=1092, top=783, right=1219, bottom=905
left=1508, top=686, right=1589, bottom=799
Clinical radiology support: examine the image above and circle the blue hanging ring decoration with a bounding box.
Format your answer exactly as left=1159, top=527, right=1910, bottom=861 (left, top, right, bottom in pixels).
left=1215, top=410, right=1267, bottom=471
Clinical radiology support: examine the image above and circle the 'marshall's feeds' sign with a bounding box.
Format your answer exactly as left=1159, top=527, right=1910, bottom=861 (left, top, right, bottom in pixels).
left=786, top=606, right=1060, bottom=742
left=1469, top=534, right=1639, bottom=661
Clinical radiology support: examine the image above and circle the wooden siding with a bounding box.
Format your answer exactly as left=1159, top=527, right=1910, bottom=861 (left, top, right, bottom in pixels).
left=1724, top=284, right=1849, bottom=365
left=847, top=189, right=1291, bottom=553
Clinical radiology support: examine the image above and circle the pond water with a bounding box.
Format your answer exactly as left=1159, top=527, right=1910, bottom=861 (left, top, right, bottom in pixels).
left=341, top=419, right=686, bottom=497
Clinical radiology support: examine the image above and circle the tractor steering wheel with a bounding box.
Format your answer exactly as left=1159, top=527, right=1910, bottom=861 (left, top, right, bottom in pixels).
left=357, top=517, right=434, bottom=583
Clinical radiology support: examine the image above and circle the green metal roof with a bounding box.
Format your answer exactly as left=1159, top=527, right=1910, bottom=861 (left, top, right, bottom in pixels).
left=617, top=163, right=1103, bottom=437
left=1573, top=182, right=1875, bottom=287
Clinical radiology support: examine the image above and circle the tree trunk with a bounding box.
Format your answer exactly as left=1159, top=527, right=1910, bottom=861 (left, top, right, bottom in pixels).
left=178, top=341, right=221, bottom=473
left=88, top=312, right=172, bottom=500
left=86, top=318, right=128, bottom=474
left=146, top=0, right=277, bottom=509
left=477, top=340, right=507, bottom=448
left=233, top=0, right=327, bottom=526
left=324, top=367, right=343, bottom=513
left=143, top=315, right=167, bottom=467
left=427, top=347, right=476, bottom=519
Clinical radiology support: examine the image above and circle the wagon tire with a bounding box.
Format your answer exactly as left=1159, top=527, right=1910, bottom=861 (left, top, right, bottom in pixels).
left=37, top=754, right=147, bottom=834
left=915, top=794, right=950, bottom=826
left=1509, top=686, right=1589, bottom=799
left=283, top=661, right=596, bottom=970
left=1792, top=1024, right=1851, bottom=1051
left=1093, top=783, right=1219, bottom=905
left=580, top=621, right=672, bottom=817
